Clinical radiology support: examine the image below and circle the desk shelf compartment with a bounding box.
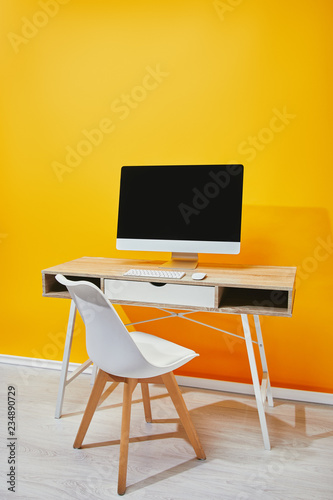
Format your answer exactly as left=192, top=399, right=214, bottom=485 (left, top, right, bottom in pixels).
left=42, top=273, right=102, bottom=299
left=104, top=279, right=216, bottom=309
left=217, top=286, right=292, bottom=316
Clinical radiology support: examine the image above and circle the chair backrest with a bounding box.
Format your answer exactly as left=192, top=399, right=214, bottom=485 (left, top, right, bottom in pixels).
left=55, top=274, right=151, bottom=377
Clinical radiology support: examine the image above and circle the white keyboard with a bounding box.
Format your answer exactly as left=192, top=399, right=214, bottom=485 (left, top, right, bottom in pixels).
left=123, top=269, right=185, bottom=279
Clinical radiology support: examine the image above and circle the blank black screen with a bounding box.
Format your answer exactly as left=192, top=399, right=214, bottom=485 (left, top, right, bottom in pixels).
left=117, top=165, right=243, bottom=242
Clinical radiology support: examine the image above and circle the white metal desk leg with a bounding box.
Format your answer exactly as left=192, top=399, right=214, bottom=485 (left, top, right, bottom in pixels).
left=241, top=314, right=271, bottom=450
left=55, top=300, right=77, bottom=419
left=254, top=315, right=274, bottom=407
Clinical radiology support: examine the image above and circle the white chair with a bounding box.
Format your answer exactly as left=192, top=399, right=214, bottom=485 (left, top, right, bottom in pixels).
left=55, top=274, right=206, bottom=495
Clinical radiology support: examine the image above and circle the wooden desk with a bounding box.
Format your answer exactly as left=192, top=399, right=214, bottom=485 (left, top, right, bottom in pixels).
left=42, top=257, right=297, bottom=450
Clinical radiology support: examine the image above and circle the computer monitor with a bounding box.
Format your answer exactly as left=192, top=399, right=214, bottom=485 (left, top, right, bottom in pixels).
left=116, top=164, right=244, bottom=268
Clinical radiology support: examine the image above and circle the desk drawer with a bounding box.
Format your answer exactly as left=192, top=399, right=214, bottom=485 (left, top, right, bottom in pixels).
left=104, top=279, right=215, bottom=308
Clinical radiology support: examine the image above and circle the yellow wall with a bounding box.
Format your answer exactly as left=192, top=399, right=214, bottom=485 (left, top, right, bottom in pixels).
left=1, top=0, right=333, bottom=393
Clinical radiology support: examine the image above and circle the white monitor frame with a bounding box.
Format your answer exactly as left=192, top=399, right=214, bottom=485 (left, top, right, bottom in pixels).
left=116, top=164, right=243, bottom=269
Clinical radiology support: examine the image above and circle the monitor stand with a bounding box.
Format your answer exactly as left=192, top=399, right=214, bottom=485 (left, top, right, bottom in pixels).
left=160, top=252, right=198, bottom=269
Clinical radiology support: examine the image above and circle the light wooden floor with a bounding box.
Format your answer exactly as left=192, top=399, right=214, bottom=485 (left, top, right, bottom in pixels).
left=0, top=364, right=332, bottom=500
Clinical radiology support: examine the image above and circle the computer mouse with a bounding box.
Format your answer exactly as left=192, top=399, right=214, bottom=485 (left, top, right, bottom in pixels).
left=191, top=272, right=207, bottom=280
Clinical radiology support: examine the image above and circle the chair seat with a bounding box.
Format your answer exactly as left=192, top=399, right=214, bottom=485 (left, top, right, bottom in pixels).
left=130, top=331, right=198, bottom=370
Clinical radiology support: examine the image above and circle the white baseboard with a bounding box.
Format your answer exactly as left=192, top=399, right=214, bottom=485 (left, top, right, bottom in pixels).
left=175, top=376, right=333, bottom=406
left=1, top=354, right=333, bottom=406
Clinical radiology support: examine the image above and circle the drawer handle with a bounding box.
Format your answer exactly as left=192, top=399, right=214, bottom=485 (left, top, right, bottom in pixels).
left=149, top=282, right=167, bottom=287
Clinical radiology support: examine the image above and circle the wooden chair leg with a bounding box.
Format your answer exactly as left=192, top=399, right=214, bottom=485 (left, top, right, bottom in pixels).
left=97, top=381, right=120, bottom=407
left=118, top=378, right=138, bottom=496
left=161, top=372, right=206, bottom=460
left=73, top=369, right=109, bottom=449
left=141, top=382, right=152, bottom=423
